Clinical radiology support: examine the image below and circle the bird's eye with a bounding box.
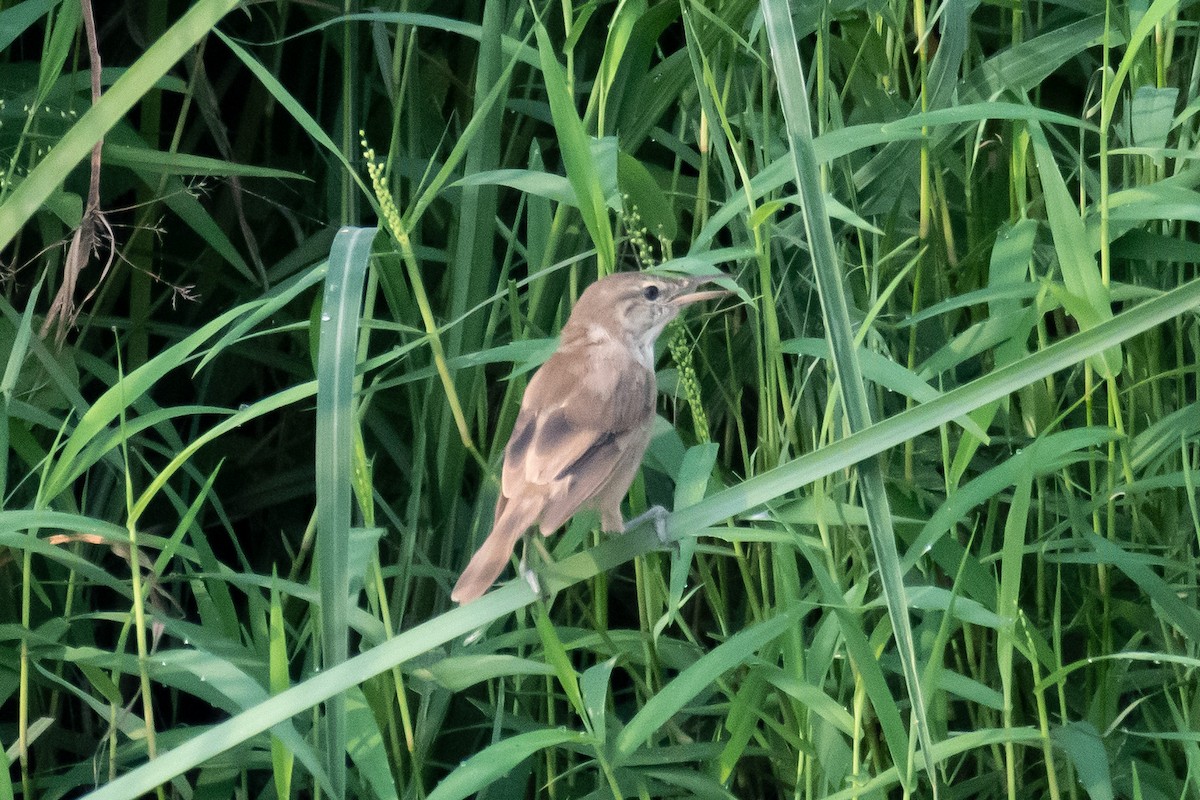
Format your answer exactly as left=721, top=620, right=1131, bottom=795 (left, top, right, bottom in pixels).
left=642, top=285, right=660, bottom=301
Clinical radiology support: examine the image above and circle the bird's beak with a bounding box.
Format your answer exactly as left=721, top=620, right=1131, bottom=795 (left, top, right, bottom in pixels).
left=670, top=273, right=734, bottom=306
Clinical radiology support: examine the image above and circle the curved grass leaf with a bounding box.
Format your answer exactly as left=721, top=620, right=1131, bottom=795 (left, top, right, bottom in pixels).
left=1028, top=122, right=1120, bottom=377
left=426, top=728, right=591, bottom=800
left=613, top=611, right=793, bottom=762
left=531, top=11, right=615, bottom=272
left=1052, top=721, right=1114, bottom=800
left=0, top=0, right=241, bottom=248
left=0, top=0, right=60, bottom=53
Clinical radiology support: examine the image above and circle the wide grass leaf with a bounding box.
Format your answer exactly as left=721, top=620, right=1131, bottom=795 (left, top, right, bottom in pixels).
left=613, top=611, right=793, bottom=762
left=532, top=11, right=615, bottom=271
left=412, top=654, right=556, bottom=692
left=1052, top=722, right=1114, bottom=800
left=315, top=226, right=377, bottom=798
left=1089, top=533, right=1200, bottom=644
left=426, top=728, right=591, bottom=800
left=1028, top=121, right=1120, bottom=377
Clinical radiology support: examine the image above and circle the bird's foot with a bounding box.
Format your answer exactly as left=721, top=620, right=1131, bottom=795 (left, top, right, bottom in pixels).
left=520, top=561, right=541, bottom=596
left=518, top=545, right=541, bottom=597
left=519, top=537, right=555, bottom=600
left=624, top=505, right=675, bottom=552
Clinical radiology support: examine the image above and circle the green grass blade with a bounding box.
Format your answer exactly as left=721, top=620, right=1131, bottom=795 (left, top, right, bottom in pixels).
left=426, top=728, right=590, bottom=800
left=1027, top=121, right=1120, bottom=377
left=42, top=302, right=273, bottom=501
left=0, top=0, right=240, bottom=248
left=580, top=656, right=618, bottom=748
left=76, top=584, right=536, bottom=800
left=277, top=11, right=540, bottom=69
left=212, top=30, right=373, bottom=206
left=958, top=15, right=1106, bottom=103
left=1051, top=722, right=1114, bottom=800
left=315, top=226, right=376, bottom=799
left=100, top=142, right=307, bottom=179
left=613, top=612, right=793, bottom=762
left=1089, top=533, right=1200, bottom=644
left=760, top=0, right=936, bottom=790
left=0, top=274, right=46, bottom=502
left=346, top=689, right=399, bottom=800
left=671, top=275, right=1200, bottom=534
left=268, top=577, right=294, bottom=800
left=532, top=601, right=587, bottom=720
left=531, top=10, right=615, bottom=272
left=0, top=0, right=58, bottom=52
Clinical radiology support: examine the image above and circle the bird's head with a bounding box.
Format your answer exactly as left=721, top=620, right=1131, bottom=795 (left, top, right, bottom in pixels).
left=564, top=272, right=731, bottom=359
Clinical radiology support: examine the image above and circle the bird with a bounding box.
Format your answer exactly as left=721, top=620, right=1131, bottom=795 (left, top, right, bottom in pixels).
left=451, top=271, right=731, bottom=604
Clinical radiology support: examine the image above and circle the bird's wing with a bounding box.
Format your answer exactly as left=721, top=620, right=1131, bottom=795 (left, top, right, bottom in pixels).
left=500, top=347, right=654, bottom=530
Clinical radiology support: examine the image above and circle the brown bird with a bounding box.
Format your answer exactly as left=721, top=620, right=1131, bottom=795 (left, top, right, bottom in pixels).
left=451, top=271, right=730, bottom=604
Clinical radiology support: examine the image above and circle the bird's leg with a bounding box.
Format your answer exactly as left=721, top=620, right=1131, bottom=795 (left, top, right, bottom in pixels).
left=623, top=505, right=673, bottom=550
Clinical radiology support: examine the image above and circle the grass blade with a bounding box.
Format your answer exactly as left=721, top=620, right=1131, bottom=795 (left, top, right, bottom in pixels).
left=613, top=612, right=793, bottom=762
left=0, top=0, right=240, bottom=248
left=760, top=0, right=936, bottom=790
left=531, top=10, right=615, bottom=272
left=315, top=226, right=376, bottom=799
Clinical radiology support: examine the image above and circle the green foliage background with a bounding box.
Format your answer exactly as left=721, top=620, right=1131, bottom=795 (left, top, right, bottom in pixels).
left=1, top=0, right=1199, bottom=798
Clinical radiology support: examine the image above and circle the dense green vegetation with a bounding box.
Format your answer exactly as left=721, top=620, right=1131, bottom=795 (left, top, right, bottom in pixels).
left=2, top=0, right=1199, bottom=798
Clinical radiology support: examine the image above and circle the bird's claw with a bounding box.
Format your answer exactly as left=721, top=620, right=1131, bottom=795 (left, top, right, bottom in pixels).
left=518, top=546, right=541, bottom=597
left=521, top=562, right=541, bottom=596
left=518, top=540, right=552, bottom=600
left=624, top=505, right=676, bottom=553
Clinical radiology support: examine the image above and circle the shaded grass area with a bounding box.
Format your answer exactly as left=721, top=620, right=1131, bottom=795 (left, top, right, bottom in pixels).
left=1, top=1, right=1199, bottom=798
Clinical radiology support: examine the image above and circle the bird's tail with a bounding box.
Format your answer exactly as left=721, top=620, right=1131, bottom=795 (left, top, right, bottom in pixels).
left=451, top=500, right=537, bottom=604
